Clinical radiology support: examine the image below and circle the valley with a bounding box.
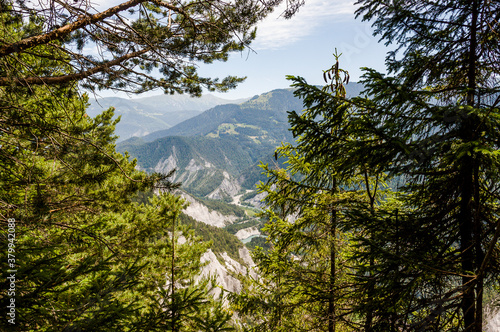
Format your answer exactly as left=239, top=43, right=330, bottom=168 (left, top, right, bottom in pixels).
left=112, top=84, right=363, bottom=306
left=116, top=84, right=363, bottom=250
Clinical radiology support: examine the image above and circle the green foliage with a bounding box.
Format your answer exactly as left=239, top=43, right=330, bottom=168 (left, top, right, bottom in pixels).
left=131, top=188, right=155, bottom=205
left=0, top=1, right=309, bottom=331
left=343, top=1, right=500, bottom=330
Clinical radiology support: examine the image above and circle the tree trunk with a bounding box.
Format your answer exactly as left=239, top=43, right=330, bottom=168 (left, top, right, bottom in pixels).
left=328, top=206, right=337, bottom=332
left=364, top=171, right=375, bottom=332
left=461, top=1, right=479, bottom=330
left=459, top=157, right=475, bottom=331
left=171, top=214, right=177, bottom=332
left=473, top=161, right=484, bottom=332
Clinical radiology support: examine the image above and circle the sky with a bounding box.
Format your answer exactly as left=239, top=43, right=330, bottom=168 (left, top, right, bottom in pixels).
left=98, top=0, right=394, bottom=101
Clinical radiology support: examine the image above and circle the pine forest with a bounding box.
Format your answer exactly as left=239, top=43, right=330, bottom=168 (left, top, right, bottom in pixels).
left=1, top=0, right=499, bottom=331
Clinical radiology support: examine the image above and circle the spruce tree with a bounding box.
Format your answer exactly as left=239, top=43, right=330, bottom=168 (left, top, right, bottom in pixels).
left=233, top=57, right=382, bottom=331
left=347, top=1, right=500, bottom=330
left=273, top=1, right=500, bottom=330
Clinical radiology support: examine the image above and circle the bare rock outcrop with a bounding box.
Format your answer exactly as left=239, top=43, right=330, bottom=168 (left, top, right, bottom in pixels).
left=199, top=249, right=242, bottom=298
left=235, top=226, right=260, bottom=241
left=243, top=191, right=267, bottom=209
left=208, top=171, right=241, bottom=199
left=181, top=193, right=238, bottom=227
left=198, top=248, right=257, bottom=299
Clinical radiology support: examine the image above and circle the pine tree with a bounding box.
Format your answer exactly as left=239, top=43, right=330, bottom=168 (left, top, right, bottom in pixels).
left=0, top=0, right=304, bottom=95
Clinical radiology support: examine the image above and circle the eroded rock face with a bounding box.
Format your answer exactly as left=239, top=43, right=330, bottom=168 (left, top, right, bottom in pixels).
left=154, top=147, right=178, bottom=174
left=238, top=247, right=255, bottom=268
left=239, top=247, right=258, bottom=279
left=208, top=171, right=241, bottom=199
left=243, top=191, right=267, bottom=209
left=181, top=193, right=238, bottom=228
left=485, top=303, right=500, bottom=332
left=198, top=248, right=257, bottom=300
left=154, top=151, right=242, bottom=200
left=199, top=249, right=242, bottom=298
left=235, top=226, right=260, bottom=241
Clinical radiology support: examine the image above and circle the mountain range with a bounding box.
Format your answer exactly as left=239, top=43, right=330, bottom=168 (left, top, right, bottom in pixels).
left=87, top=93, right=248, bottom=141
left=117, top=83, right=363, bottom=200
left=113, top=83, right=364, bottom=272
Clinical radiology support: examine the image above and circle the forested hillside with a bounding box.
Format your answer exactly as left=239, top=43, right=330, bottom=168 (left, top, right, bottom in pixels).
left=118, top=85, right=362, bottom=197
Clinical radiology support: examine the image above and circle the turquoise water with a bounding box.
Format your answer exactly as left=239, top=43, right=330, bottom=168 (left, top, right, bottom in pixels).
left=241, top=234, right=265, bottom=244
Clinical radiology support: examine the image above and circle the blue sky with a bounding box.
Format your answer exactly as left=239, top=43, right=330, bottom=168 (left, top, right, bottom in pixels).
left=198, top=0, right=393, bottom=100
left=99, top=0, right=394, bottom=100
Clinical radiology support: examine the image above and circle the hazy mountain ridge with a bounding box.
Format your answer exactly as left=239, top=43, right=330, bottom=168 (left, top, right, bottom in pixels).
left=87, top=93, right=248, bottom=141
left=117, top=89, right=303, bottom=197
left=139, top=88, right=302, bottom=142
left=118, top=84, right=364, bottom=264
left=118, top=83, right=363, bottom=199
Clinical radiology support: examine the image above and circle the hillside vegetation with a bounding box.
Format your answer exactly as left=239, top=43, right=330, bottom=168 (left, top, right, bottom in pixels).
left=118, top=85, right=362, bottom=197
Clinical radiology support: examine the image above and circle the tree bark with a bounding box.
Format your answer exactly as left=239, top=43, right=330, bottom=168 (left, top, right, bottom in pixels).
left=328, top=205, right=336, bottom=332
left=461, top=1, right=479, bottom=330
left=0, top=48, right=150, bottom=86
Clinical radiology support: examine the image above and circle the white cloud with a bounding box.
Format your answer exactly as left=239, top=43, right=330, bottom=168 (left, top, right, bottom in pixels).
left=94, top=0, right=355, bottom=51
left=254, top=0, right=355, bottom=50
left=92, top=0, right=122, bottom=9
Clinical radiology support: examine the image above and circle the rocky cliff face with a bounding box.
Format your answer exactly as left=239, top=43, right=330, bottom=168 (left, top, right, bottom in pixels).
left=242, top=191, right=267, bottom=209
left=235, top=226, right=261, bottom=241
left=154, top=146, right=178, bottom=173
left=485, top=301, right=500, bottom=332
left=154, top=150, right=243, bottom=199
left=207, top=171, right=241, bottom=199
left=181, top=193, right=238, bottom=228
left=199, top=248, right=257, bottom=300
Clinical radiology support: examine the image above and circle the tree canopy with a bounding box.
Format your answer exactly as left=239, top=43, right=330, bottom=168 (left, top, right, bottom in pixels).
left=238, top=0, right=500, bottom=331
left=0, top=0, right=303, bottom=95
left=0, top=0, right=309, bottom=330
